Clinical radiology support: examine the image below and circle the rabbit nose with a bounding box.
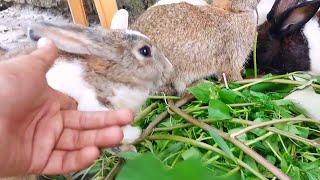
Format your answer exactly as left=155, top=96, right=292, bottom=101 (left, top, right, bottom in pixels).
left=27, top=28, right=41, bottom=41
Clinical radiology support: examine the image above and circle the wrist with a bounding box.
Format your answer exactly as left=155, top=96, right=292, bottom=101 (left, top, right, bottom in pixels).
left=0, top=118, right=10, bottom=175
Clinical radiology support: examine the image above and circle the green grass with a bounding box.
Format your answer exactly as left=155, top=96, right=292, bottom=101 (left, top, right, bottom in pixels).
left=42, top=72, right=320, bottom=180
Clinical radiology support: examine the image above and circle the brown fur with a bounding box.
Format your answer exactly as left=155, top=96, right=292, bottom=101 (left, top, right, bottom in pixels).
left=132, top=0, right=258, bottom=95
left=212, top=0, right=231, bottom=11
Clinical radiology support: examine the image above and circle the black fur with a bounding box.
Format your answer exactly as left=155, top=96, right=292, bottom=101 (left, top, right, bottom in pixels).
left=247, top=0, right=320, bottom=74
left=267, top=0, right=281, bottom=21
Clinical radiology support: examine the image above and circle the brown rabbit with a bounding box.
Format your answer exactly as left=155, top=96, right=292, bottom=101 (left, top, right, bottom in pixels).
left=0, top=9, right=173, bottom=180
left=132, top=0, right=259, bottom=95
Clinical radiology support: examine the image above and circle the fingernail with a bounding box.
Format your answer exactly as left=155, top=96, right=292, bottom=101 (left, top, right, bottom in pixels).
left=37, top=37, right=51, bottom=48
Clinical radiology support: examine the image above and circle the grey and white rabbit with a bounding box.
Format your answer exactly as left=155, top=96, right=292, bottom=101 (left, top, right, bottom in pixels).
left=0, top=9, right=173, bottom=180
left=132, top=0, right=260, bottom=95
left=247, top=0, right=320, bottom=75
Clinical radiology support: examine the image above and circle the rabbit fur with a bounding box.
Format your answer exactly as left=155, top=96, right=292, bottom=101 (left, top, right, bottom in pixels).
left=132, top=0, right=259, bottom=95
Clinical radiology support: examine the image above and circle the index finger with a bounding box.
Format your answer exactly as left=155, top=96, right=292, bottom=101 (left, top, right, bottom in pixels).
left=62, top=109, right=134, bottom=130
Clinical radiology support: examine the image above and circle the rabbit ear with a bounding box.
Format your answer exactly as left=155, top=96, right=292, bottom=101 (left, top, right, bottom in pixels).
left=27, top=22, right=121, bottom=59
left=270, top=0, right=320, bottom=38
left=267, top=0, right=281, bottom=21
left=267, top=0, right=302, bottom=21
left=110, top=9, right=129, bottom=30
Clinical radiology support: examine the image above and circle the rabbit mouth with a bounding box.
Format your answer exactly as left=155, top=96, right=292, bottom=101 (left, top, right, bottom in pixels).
left=156, top=69, right=173, bottom=87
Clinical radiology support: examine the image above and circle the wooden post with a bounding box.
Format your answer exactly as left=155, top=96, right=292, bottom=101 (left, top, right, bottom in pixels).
left=67, top=0, right=88, bottom=26
left=94, top=0, right=118, bottom=29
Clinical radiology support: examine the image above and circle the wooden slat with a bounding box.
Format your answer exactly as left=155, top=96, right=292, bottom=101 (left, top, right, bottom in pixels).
left=94, top=0, right=118, bottom=29
left=67, top=0, right=88, bottom=26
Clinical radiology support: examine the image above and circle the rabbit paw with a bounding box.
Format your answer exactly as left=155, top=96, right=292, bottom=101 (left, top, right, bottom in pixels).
left=121, top=125, right=142, bottom=144
left=173, top=81, right=187, bottom=96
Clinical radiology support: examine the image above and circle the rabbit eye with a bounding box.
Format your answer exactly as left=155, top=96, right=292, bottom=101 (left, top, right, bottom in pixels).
left=139, top=46, right=151, bottom=57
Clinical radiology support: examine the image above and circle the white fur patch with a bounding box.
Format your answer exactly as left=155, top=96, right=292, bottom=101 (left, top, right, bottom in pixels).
left=257, top=0, right=275, bottom=25
left=47, top=60, right=142, bottom=147
left=121, top=125, right=142, bottom=144
left=109, top=85, right=150, bottom=113
left=152, top=0, right=208, bottom=7
left=303, top=17, right=320, bottom=75
left=46, top=60, right=107, bottom=111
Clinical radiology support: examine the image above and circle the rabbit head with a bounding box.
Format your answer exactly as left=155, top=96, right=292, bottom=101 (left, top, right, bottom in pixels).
left=27, top=21, right=173, bottom=97
left=250, top=0, right=320, bottom=74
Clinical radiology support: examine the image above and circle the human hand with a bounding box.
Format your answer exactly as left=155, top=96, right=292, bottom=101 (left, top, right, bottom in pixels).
left=0, top=38, right=134, bottom=177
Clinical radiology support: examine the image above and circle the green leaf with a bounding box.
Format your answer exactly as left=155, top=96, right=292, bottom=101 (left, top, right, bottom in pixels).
left=169, top=160, right=218, bottom=180
left=188, top=82, right=215, bottom=103
left=288, top=166, right=301, bottom=180
left=250, top=83, right=295, bottom=93
left=209, top=130, right=235, bottom=161
left=208, top=99, right=232, bottom=120
left=181, top=147, right=202, bottom=160
left=251, top=118, right=268, bottom=136
left=302, top=154, right=317, bottom=162
left=158, top=142, right=183, bottom=160
left=305, top=172, right=318, bottom=180
left=274, top=99, right=293, bottom=106
left=245, top=68, right=255, bottom=78
left=288, top=124, right=301, bottom=135
left=280, top=158, right=289, bottom=173
left=262, top=73, right=273, bottom=78
left=219, top=89, right=242, bottom=104
left=243, top=155, right=258, bottom=171
left=266, top=155, right=276, bottom=165
left=117, top=153, right=237, bottom=180
left=116, top=153, right=168, bottom=180
left=142, top=140, right=154, bottom=152
left=117, top=152, right=142, bottom=160
left=229, top=128, right=247, bottom=142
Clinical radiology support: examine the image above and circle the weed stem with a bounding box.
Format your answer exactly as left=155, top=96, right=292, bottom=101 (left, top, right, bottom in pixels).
left=233, top=73, right=299, bottom=91
left=231, top=118, right=320, bottom=141
left=134, top=102, right=159, bottom=122
left=233, top=78, right=320, bottom=90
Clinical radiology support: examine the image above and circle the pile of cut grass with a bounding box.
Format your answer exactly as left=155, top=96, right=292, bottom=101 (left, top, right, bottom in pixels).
left=44, top=72, right=320, bottom=180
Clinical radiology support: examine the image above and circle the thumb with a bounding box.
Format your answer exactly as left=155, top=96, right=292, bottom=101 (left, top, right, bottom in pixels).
left=29, top=37, right=58, bottom=72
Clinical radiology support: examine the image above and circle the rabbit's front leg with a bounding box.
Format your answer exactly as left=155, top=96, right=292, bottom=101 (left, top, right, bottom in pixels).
left=121, top=125, right=142, bottom=144
left=173, top=80, right=188, bottom=96
left=106, top=125, right=141, bottom=155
